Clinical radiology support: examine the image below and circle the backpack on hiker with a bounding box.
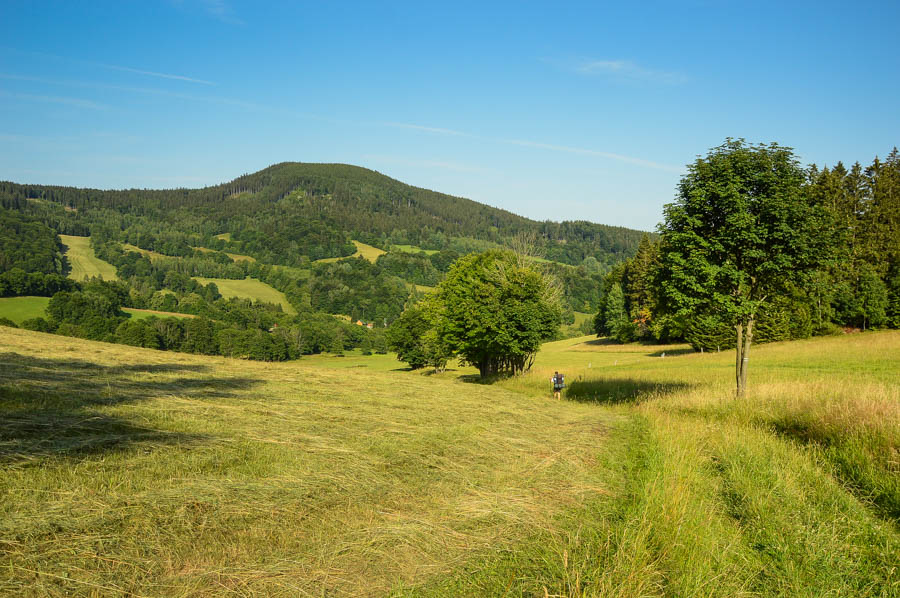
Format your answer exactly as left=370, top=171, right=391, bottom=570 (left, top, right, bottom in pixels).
left=553, top=373, right=565, bottom=390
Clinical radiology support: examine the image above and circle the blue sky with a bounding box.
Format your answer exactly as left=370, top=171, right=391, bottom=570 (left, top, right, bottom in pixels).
left=2, top=1, right=898, bottom=231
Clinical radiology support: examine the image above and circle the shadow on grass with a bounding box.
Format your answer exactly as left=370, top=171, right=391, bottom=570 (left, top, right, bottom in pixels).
left=581, top=338, right=619, bottom=346
left=458, top=372, right=516, bottom=385
left=565, top=377, right=693, bottom=405
left=0, top=352, right=261, bottom=463
left=647, top=347, right=697, bottom=357
left=768, top=417, right=900, bottom=525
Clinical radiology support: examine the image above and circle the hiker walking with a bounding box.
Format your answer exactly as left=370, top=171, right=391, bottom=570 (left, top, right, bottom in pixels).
left=551, top=371, right=565, bottom=400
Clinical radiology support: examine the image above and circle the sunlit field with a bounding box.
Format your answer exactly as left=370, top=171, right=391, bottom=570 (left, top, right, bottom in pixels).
left=193, top=246, right=256, bottom=263
left=316, top=240, right=386, bottom=264
left=0, top=297, right=195, bottom=324
left=60, top=235, right=118, bottom=281
left=1, top=327, right=897, bottom=596
left=0, top=296, right=50, bottom=324
left=192, top=277, right=297, bottom=315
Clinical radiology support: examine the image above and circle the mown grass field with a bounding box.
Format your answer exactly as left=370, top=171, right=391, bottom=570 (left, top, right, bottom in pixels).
left=317, top=240, right=386, bottom=264
left=60, top=235, right=118, bottom=281
left=0, top=297, right=195, bottom=324
left=122, top=244, right=169, bottom=261
left=192, top=277, right=297, bottom=315
left=392, top=244, right=439, bottom=255
left=0, top=297, right=50, bottom=324
left=1, top=328, right=897, bottom=596
left=193, top=246, right=256, bottom=263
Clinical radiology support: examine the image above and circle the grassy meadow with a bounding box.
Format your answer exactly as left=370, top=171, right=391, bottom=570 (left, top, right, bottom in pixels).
left=193, top=246, right=256, bottom=263
left=0, top=297, right=195, bottom=324
left=192, top=277, right=297, bottom=315
left=392, top=244, right=439, bottom=255
left=1, top=327, right=897, bottom=596
left=317, top=240, right=386, bottom=264
left=0, top=296, right=50, bottom=324
left=60, top=235, right=118, bottom=281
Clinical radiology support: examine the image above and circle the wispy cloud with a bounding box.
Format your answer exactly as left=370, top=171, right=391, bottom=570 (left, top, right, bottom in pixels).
left=575, top=59, right=686, bottom=85
left=384, top=121, right=681, bottom=173
left=99, top=64, right=215, bottom=85
left=382, top=122, right=475, bottom=138
left=0, top=48, right=216, bottom=85
left=504, top=139, right=682, bottom=173
left=0, top=90, right=108, bottom=110
left=363, top=154, right=494, bottom=174
left=195, top=0, right=244, bottom=25
left=0, top=73, right=266, bottom=111
left=167, top=0, right=243, bottom=24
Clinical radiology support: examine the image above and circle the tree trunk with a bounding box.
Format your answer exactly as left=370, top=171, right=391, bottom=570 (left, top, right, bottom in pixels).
left=735, top=322, right=743, bottom=395
left=735, top=317, right=754, bottom=397
left=739, top=317, right=753, bottom=395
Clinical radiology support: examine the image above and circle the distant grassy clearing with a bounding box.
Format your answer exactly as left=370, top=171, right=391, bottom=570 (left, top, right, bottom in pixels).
left=123, top=308, right=196, bottom=320
left=572, top=311, right=592, bottom=326
left=192, top=246, right=256, bottom=262
left=193, top=276, right=297, bottom=315
left=59, top=235, right=117, bottom=281
left=121, top=243, right=167, bottom=261
left=392, top=244, right=438, bottom=255
left=317, top=240, right=386, bottom=263
left=0, top=296, right=50, bottom=324
left=405, top=282, right=436, bottom=294
left=0, top=297, right=196, bottom=324
left=214, top=232, right=231, bottom=241
left=272, top=265, right=310, bottom=279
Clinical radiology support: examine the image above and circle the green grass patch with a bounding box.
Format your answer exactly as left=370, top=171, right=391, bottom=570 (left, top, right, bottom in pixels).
left=392, top=244, right=439, bottom=255
left=0, top=298, right=196, bottom=325
left=192, top=246, right=256, bottom=262
left=271, top=265, right=310, bottom=279
left=121, top=243, right=168, bottom=261
left=316, top=240, right=386, bottom=264
left=0, top=296, right=50, bottom=324
left=299, top=348, right=405, bottom=372
left=192, top=276, right=297, bottom=315
left=60, top=235, right=117, bottom=281
left=572, top=311, right=592, bottom=326
left=122, top=308, right=196, bottom=321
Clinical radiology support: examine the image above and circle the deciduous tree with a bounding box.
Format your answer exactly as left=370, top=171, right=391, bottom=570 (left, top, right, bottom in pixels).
left=434, top=250, right=560, bottom=377
left=657, top=139, right=829, bottom=396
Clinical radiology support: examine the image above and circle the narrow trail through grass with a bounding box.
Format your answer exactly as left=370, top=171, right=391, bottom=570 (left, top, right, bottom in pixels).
left=1, top=328, right=897, bottom=596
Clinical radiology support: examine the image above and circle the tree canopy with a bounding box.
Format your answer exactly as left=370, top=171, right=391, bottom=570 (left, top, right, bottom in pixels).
left=432, top=250, right=561, bottom=377
left=656, top=139, right=831, bottom=395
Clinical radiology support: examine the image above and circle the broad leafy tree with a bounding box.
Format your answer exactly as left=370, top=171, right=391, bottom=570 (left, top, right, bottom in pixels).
left=385, top=304, right=432, bottom=369
left=657, top=139, right=830, bottom=396
left=434, top=249, right=561, bottom=377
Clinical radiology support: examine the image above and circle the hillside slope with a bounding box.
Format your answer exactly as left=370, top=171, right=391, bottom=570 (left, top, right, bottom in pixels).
left=1, top=163, right=649, bottom=266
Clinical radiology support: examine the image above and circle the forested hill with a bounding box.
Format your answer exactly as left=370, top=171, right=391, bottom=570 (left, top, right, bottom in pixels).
left=0, top=162, right=648, bottom=267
